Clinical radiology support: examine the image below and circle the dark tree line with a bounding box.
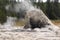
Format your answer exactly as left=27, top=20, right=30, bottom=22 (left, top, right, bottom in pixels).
left=0, top=0, right=8, bottom=24
left=46, top=0, right=60, bottom=19
left=0, top=0, right=17, bottom=24
left=33, top=0, right=60, bottom=20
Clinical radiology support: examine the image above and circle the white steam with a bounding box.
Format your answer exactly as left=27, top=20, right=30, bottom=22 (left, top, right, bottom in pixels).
left=0, top=16, right=17, bottom=30
left=5, top=0, right=35, bottom=13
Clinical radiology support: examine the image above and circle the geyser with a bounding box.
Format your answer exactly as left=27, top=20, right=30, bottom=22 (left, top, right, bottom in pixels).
left=2, top=16, right=17, bottom=30
left=5, top=0, right=60, bottom=33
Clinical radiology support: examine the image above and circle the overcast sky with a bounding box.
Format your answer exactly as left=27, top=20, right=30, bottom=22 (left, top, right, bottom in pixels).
left=43, top=0, right=47, bottom=2
left=16, top=0, right=60, bottom=2
left=16, top=0, right=47, bottom=2
left=43, top=0, right=60, bottom=2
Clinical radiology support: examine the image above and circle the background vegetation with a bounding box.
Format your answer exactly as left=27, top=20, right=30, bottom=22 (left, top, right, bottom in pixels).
left=0, top=0, right=60, bottom=24
left=33, top=0, right=60, bottom=20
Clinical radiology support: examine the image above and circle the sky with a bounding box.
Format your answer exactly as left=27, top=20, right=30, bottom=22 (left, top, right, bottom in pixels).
left=16, top=0, right=47, bottom=2
left=43, top=0, right=47, bottom=2
left=15, top=0, right=60, bottom=2
left=43, top=0, right=60, bottom=2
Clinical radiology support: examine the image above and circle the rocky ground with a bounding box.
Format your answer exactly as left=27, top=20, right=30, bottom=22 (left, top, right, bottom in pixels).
left=0, top=26, right=60, bottom=40
left=0, top=32, right=60, bottom=40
